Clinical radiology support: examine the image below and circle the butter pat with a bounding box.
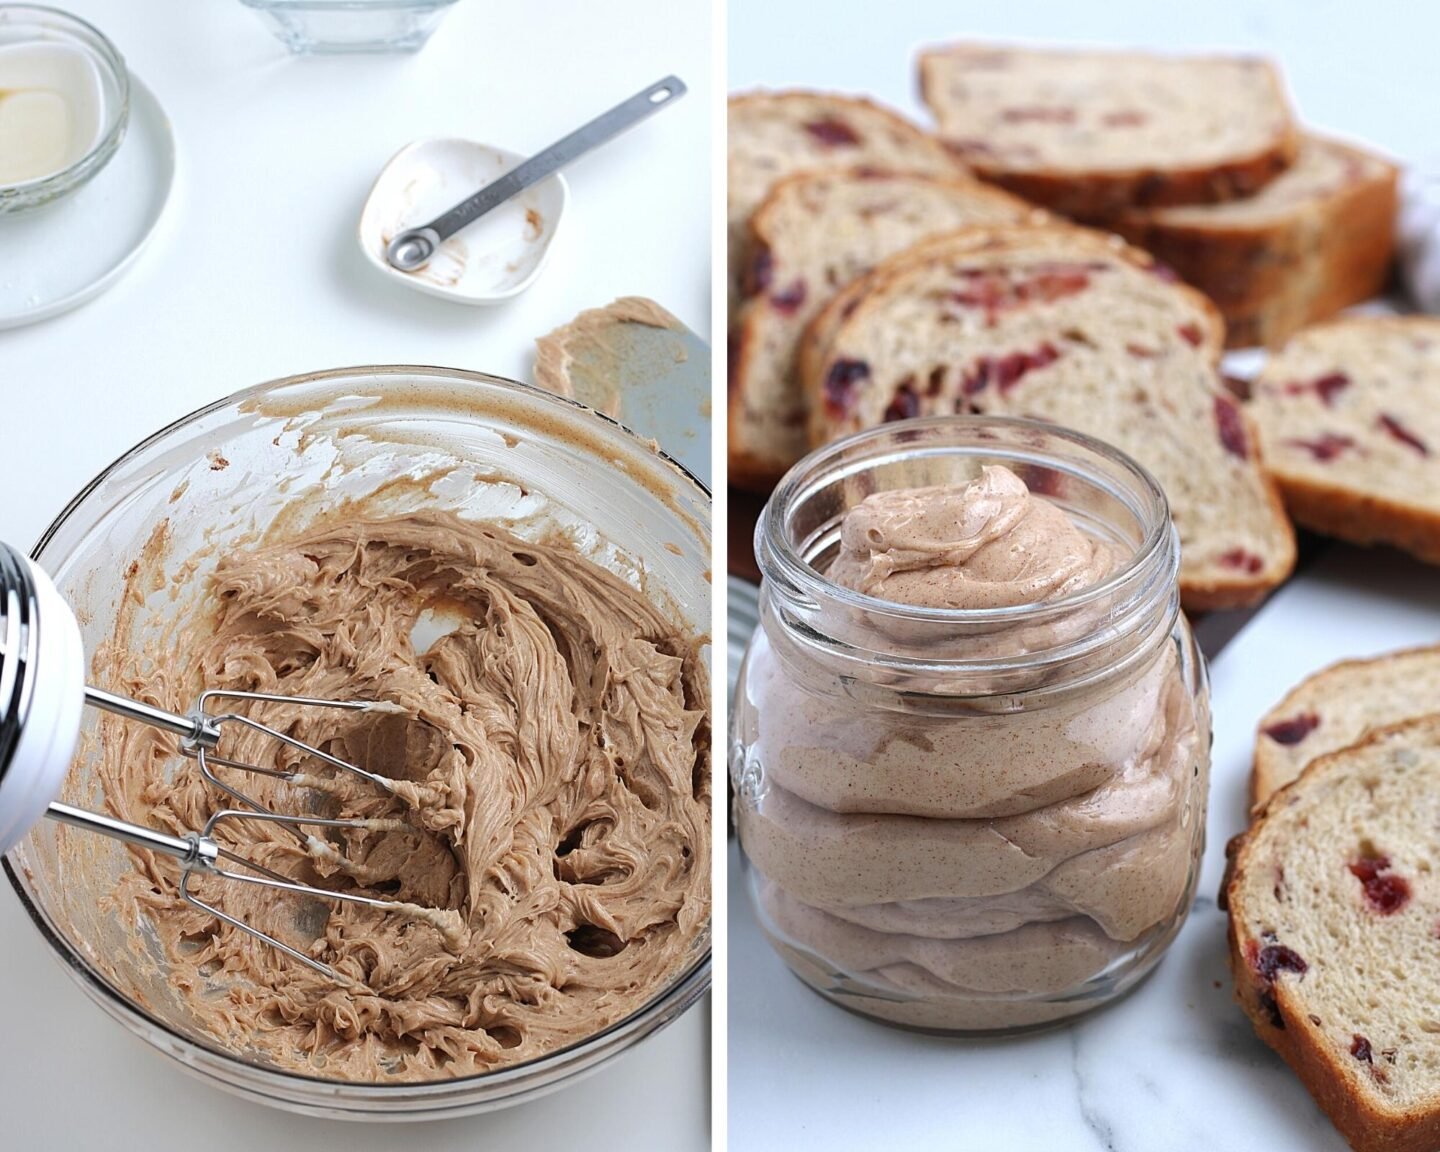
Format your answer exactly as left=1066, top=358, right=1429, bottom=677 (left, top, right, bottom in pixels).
left=0, top=41, right=106, bottom=186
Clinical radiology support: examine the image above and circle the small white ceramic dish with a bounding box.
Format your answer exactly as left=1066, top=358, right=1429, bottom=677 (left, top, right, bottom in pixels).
left=0, top=73, right=173, bottom=329
left=358, top=137, right=567, bottom=305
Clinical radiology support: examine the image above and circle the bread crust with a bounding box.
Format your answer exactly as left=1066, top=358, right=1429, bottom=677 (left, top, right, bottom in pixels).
left=793, top=224, right=1291, bottom=609
left=1251, top=645, right=1440, bottom=810
left=726, top=323, right=782, bottom=491
left=917, top=48, right=1301, bottom=219
left=966, top=144, right=1299, bottom=221
left=728, top=88, right=960, bottom=158
left=1227, top=716, right=1440, bottom=1152
left=727, top=92, right=968, bottom=489
left=1274, top=474, right=1440, bottom=566
left=798, top=224, right=1225, bottom=428
left=1111, top=136, right=1398, bottom=349
left=727, top=89, right=964, bottom=306
left=728, top=170, right=1042, bottom=491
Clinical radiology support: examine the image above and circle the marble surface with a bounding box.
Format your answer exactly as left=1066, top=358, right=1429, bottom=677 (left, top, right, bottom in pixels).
left=0, top=1, right=710, bottom=1147
left=728, top=544, right=1440, bottom=1150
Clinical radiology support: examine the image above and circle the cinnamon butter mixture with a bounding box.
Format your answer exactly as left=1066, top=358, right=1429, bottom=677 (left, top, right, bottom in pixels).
left=739, top=465, right=1203, bottom=1030
left=95, top=511, right=710, bottom=1081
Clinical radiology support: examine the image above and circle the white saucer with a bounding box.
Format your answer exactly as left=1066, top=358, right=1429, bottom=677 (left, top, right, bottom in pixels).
left=0, top=74, right=175, bottom=330
left=358, top=137, right=568, bottom=306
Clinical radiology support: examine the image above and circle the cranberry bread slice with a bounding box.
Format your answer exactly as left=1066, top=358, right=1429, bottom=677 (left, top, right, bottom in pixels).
left=918, top=43, right=1299, bottom=219
left=1250, top=317, right=1440, bottom=564
left=799, top=225, right=1293, bottom=609
left=1113, top=135, right=1399, bottom=349
left=729, top=170, right=1046, bottom=488
left=727, top=91, right=963, bottom=314
left=1253, top=646, right=1440, bottom=810
left=1225, top=715, right=1440, bottom=1152
left=799, top=223, right=1223, bottom=384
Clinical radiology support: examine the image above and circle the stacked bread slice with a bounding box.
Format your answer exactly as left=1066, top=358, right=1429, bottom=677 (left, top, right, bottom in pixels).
left=1112, top=135, right=1398, bottom=348
left=915, top=44, right=1395, bottom=348
left=1227, top=714, right=1440, bottom=1152
left=917, top=43, right=1300, bottom=218
left=727, top=92, right=963, bottom=315
left=729, top=170, right=1047, bottom=487
left=797, top=224, right=1295, bottom=609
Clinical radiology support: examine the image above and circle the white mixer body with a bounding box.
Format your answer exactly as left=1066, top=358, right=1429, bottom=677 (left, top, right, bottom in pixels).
left=0, top=548, right=86, bottom=856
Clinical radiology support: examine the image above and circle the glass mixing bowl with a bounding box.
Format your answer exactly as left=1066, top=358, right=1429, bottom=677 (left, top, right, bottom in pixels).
left=2, top=366, right=711, bottom=1119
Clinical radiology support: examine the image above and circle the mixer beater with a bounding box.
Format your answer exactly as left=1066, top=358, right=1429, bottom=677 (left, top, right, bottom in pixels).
left=0, top=540, right=455, bottom=981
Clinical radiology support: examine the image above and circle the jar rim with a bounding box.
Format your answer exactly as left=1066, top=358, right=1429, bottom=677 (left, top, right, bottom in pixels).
left=757, top=415, right=1173, bottom=627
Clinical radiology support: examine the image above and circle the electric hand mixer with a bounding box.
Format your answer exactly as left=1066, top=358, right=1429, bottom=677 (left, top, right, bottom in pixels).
left=0, top=540, right=442, bottom=981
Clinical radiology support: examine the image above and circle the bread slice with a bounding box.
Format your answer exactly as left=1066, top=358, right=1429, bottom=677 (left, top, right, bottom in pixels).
left=728, top=169, right=1046, bottom=489
left=798, top=224, right=1295, bottom=610
left=1249, top=316, right=1440, bottom=564
left=727, top=91, right=963, bottom=315
left=1113, top=134, right=1399, bottom=349
left=918, top=43, right=1299, bottom=219
left=1225, top=714, right=1440, bottom=1152
left=1253, top=646, right=1440, bottom=810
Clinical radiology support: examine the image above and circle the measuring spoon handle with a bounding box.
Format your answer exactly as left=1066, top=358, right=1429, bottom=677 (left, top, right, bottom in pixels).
left=427, top=75, right=686, bottom=243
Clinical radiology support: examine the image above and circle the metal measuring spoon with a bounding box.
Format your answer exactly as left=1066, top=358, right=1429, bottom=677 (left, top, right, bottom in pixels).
left=384, top=75, right=686, bottom=273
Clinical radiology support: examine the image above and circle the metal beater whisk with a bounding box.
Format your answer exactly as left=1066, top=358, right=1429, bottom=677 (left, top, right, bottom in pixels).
left=0, top=540, right=434, bottom=981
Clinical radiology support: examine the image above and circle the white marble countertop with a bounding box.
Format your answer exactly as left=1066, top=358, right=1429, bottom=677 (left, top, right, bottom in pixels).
left=0, top=1, right=710, bottom=1147
left=728, top=544, right=1440, bottom=1150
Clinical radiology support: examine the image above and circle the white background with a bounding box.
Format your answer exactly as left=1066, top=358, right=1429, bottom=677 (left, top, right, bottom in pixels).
left=728, top=1, right=1440, bottom=1149
left=0, top=1, right=711, bottom=1149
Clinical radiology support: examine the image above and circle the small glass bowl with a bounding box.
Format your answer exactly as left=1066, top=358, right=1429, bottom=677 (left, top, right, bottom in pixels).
left=4, top=366, right=712, bottom=1118
left=0, top=5, right=130, bottom=214
left=239, top=0, right=460, bottom=54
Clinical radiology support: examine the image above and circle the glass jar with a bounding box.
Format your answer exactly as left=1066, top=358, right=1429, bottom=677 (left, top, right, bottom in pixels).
left=0, top=6, right=130, bottom=214
left=731, top=416, right=1210, bottom=1033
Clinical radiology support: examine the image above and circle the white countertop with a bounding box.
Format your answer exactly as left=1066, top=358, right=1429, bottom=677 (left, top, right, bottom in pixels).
left=0, top=1, right=710, bottom=1147
left=728, top=1, right=1440, bottom=1147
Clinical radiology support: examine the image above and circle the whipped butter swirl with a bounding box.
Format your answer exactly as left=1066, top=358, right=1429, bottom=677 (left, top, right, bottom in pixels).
left=90, top=511, right=710, bottom=1081
left=828, top=465, right=1117, bottom=609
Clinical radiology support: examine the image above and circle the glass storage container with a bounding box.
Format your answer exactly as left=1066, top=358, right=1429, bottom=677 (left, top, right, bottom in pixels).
left=731, top=416, right=1210, bottom=1033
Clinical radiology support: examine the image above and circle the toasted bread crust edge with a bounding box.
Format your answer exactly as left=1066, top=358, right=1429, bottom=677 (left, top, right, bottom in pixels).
left=1110, top=139, right=1398, bottom=349
left=727, top=171, right=1043, bottom=490
left=1226, top=715, right=1440, bottom=1152
left=1272, top=474, right=1440, bottom=567
left=916, top=50, right=1301, bottom=219
left=726, top=93, right=967, bottom=489
left=1250, top=644, right=1440, bottom=811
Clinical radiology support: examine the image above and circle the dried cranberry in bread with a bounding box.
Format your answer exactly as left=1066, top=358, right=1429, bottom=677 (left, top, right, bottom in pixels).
left=729, top=169, right=1046, bottom=489
left=727, top=91, right=963, bottom=314
left=1113, top=135, right=1398, bottom=349
left=799, top=225, right=1293, bottom=610
left=1225, top=714, right=1440, bottom=1152
left=1253, top=646, right=1440, bottom=810
left=1250, top=317, right=1440, bottom=564
left=918, top=43, right=1299, bottom=219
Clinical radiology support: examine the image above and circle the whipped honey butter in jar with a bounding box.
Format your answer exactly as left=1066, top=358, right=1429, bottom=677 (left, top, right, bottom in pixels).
left=730, top=416, right=1211, bottom=1032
